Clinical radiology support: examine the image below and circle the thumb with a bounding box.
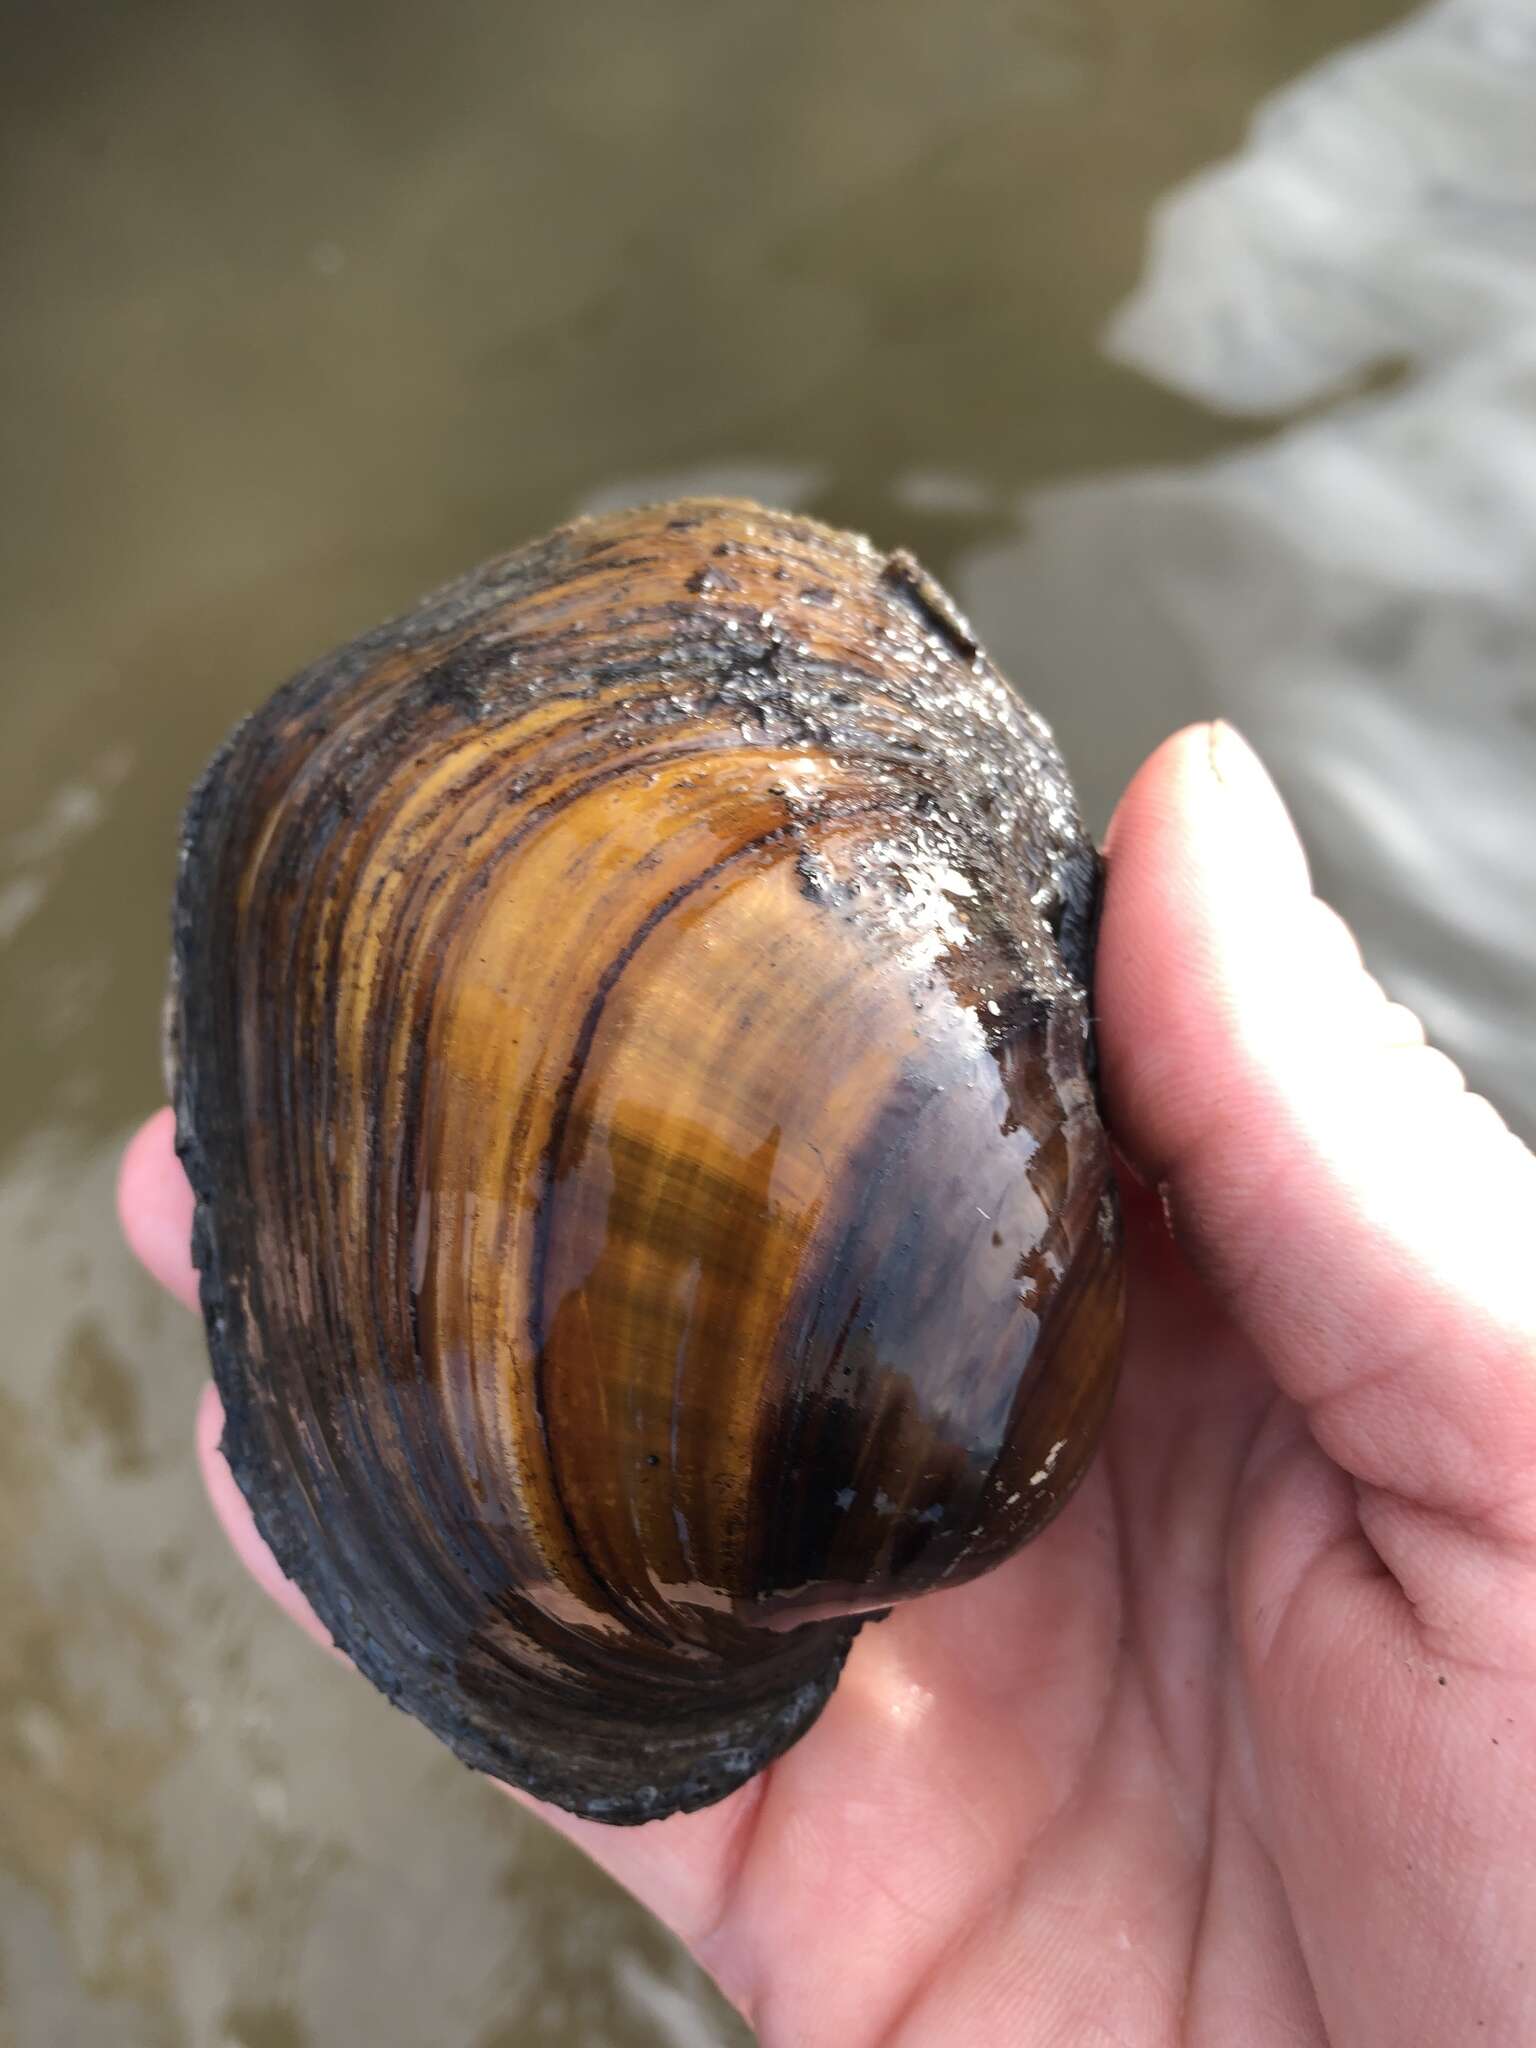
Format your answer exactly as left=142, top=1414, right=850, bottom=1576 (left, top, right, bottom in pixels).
left=1098, top=723, right=1536, bottom=1596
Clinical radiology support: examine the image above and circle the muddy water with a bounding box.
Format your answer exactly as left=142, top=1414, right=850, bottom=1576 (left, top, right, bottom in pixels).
left=4, top=2, right=1530, bottom=2043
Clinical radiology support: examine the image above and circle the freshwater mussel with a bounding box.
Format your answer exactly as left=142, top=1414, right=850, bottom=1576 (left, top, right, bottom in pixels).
left=169, top=499, right=1124, bottom=1822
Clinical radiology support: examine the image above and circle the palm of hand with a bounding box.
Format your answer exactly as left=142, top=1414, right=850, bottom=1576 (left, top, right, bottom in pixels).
left=628, top=1177, right=1524, bottom=2048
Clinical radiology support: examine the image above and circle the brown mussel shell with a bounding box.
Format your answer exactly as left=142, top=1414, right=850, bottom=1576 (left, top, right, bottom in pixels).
left=169, top=499, right=1124, bottom=1823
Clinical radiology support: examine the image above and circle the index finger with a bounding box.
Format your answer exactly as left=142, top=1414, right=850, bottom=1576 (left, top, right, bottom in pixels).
left=117, top=1106, right=200, bottom=1312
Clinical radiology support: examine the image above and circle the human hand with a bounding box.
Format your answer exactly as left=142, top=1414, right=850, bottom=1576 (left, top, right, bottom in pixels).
left=119, top=723, right=1536, bottom=2047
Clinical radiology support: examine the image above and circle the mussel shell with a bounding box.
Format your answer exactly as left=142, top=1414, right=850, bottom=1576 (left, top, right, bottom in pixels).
left=170, top=500, right=1123, bottom=1822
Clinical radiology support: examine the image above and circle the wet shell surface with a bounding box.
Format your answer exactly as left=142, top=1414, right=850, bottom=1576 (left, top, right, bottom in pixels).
left=169, top=499, right=1124, bottom=1822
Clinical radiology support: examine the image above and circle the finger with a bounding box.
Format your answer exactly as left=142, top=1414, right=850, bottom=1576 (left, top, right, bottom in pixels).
left=194, top=1382, right=759, bottom=1981
left=1098, top=723, right=1536, bottom=1579
left=117, top=1107, right=200, bottom=1312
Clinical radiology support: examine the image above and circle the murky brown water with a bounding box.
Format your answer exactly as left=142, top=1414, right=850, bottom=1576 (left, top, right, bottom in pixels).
left=5, top=1, right=1532, bottom=2043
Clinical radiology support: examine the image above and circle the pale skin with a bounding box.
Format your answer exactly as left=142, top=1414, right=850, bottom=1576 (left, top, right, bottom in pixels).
left=119, top=723, right=1536, bottom=2046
